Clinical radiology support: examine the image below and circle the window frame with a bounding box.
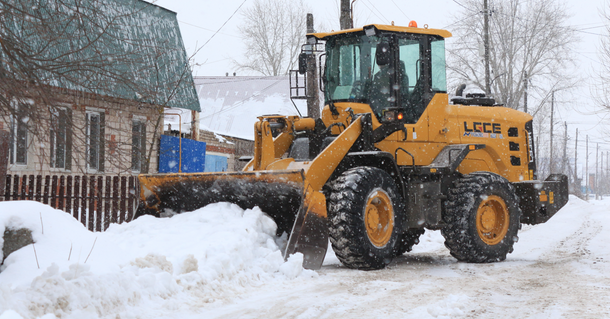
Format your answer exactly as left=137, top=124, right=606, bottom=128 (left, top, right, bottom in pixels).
left=131, top=118, right=147, bottom=173
left=9, top=101, right=30, bottom=166
left=50, top=107, right=71, bottom=170
left=86, top=110, right=103, bottom=172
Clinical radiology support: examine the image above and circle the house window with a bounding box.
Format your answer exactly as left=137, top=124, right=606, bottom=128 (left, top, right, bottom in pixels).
left=86, top=111, right=105, bottom=171
left=132, top=120, right=146, bottom=172
left=9, top=105, right=29, bottom=165
left=50, top=108, right=72, bottom=169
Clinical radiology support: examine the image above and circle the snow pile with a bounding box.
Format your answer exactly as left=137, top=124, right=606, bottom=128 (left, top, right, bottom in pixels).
left=0, top=201, right=313, bottom=319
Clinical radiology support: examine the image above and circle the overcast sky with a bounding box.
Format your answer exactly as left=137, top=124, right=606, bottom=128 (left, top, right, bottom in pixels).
left=152, top=0, right=605, bottom=76
left=152, top=0, right=610, bottom=161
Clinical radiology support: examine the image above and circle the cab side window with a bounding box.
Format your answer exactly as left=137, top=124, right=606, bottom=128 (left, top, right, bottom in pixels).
left=398, top=38, right=425, bottom=123
left=430, top=38, right=447, bottom=93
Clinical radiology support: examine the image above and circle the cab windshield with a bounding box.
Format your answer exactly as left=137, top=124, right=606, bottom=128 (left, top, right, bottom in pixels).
left=324, top=31, right=447, bottom=123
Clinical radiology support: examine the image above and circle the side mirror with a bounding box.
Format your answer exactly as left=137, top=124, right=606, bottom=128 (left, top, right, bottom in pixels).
left=298, top=53, right=308, bottom=74
left=376, top=42, right=391, bottom=66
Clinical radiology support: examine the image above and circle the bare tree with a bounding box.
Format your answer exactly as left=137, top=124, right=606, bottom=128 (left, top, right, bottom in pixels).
left=0, top=0, right=196, bottom=174
left=235, top=0, right=308, bottom=76
left=594, top=5, right=610, bottom=114
left=447, top=0, right=577, bottom=111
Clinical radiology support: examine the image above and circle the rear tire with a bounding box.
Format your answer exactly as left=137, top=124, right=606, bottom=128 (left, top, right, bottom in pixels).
left=328, top=167, right=404, bottom=270
left=441, top=172, right=521, bottom=263
left=394, top=229, right=425, bottom=257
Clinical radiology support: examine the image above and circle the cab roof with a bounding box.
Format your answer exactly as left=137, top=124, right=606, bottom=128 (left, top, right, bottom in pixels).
left=309, top=24, right=452, bottom=40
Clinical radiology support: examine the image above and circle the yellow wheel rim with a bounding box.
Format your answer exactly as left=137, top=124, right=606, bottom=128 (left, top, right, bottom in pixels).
left=365, top=190, right=394, bottom=247
left=476, top=195, right=510, bottom=245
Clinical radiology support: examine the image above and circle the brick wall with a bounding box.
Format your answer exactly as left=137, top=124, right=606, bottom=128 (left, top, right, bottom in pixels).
left=0, top=87, right=162, bottom=176
left=197, top=130, right=254, bottom=171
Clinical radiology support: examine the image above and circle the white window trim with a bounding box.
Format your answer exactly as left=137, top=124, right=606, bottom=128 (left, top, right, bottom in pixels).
left=9, top=99, right=33, bottom=167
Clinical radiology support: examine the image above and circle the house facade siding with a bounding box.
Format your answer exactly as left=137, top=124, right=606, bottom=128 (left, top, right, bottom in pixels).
left=0, top=0, right=199, bottom=178
left=1, top=88, right=162, bottom=177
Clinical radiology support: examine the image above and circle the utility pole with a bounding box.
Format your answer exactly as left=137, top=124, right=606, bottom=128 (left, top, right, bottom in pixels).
left=483, top=0, right=491, bottom=96
left=596, top=143, right=599, bottom=200
left=523, top=71, right=529, bottom=113
left=586, top=135, right=589, bottom=201
left=574, top=128, right=578, bottom=191
left=601, top=152, right=604, bottom=199
left=306, top=13, right=319, bottom=119
left=562, top=122, right=567, bottom=175
left=549, top=91, right=554, bottom=175
left=340, top=0, right=353, bottom=30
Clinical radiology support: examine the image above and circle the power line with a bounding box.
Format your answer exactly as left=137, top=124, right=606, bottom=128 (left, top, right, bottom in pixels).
left=451, top=0, right=479, bottom=13
left=177, top=20, right=241, bottom=39
left=451, top=1, right=610, bottom=38
left=197, top=0, right=248, bottom=51
left=359, top=0, right=389, bottom=23
left=390, top=0, right=410, bottom=21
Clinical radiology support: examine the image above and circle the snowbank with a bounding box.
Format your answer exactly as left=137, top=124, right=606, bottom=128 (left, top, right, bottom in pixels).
left=0, top=201, right=314, bottom=319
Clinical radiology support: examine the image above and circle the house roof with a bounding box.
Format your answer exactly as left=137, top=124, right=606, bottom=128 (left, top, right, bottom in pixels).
left=195, top=76, right=307, bottom=140
left=4, top=0, right=199, bottom=111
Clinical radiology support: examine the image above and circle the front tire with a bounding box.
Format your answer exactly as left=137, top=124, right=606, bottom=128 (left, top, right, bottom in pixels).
left=328, top=167, right=404, bottom=270
left=441, top=172, right=521, bottom=263
left=394, top=228, right=425, bottom=257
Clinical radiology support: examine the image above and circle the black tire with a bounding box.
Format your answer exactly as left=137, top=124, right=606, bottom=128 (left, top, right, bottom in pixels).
left=327, top=167, right=404, bottom=270
left=394, top=228, right=425, bottom=257
left=441, top=172, right=521, bottom=263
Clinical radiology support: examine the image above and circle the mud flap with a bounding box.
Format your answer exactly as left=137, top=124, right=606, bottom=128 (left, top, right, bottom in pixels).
left=285, top=187, right=328, bottom=270
left=514, top=174, right=569, bottom=225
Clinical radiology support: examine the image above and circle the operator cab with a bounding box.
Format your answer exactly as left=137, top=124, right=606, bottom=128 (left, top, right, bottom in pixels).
left=310, top=24, right=449, bottom=124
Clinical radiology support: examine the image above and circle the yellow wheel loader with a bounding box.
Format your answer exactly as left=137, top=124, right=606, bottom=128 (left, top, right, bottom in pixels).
left=136, top=23, right=569, bottom=270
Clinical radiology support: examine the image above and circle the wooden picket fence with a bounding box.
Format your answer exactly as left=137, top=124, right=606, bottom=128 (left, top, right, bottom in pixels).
left=1, top=174, right=139, bottom=232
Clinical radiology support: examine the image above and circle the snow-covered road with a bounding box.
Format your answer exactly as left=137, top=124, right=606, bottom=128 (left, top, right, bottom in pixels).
left=196, top=196, right=610, bottom=319
left=0, top=196, right=609, bottom=319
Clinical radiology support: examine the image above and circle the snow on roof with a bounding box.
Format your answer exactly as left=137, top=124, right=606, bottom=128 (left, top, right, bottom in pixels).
left=195, top=76, right=307, bottom=140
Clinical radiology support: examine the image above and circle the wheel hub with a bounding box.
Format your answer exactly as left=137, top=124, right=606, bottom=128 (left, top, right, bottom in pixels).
left=476, top=195, right=509, bottom=245
left=364, top=190, right=394, bottom=247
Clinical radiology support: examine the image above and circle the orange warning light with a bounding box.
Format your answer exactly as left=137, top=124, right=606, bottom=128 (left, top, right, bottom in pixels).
left=409, top=21, right=418, bottom=28
left=397, top=113, right=404, bottom=120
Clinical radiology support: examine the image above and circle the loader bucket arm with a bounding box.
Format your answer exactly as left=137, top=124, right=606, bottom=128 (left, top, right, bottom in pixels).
left=285, top=116, right=364, bottom=269
left=137, top=116, right=365, bottom=270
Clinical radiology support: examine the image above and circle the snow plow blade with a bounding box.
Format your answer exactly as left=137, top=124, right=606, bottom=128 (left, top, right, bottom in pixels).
left=136, top=170, right=328, bottom=269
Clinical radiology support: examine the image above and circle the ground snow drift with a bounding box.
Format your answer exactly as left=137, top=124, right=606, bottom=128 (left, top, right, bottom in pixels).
left=0, top=201, right=314, bottom=319
left=2, top=196, right=610, bottom=318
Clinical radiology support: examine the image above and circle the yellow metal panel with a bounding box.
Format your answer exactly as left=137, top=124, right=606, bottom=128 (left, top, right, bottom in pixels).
left=293, top=118, right=316, bottom=131
left=321, top=102, right=382, bottom=132
left=273, top=131, right=294, bottom=159
left=304, top=190, right=327, bottom=218
left=253, top=121, right=277, bottom=170
left=304, top=117, right=363, bottom=191
left=456, top=103, right=533, bottom=182
left=266, top=158, right=295, bottom=171
left=540, top=191, right=548, bottom=202
left=458, top=157, right=495, bottom=176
